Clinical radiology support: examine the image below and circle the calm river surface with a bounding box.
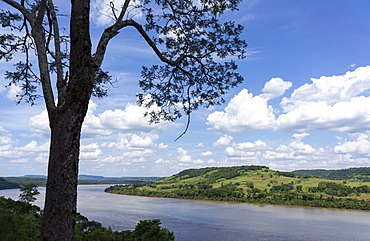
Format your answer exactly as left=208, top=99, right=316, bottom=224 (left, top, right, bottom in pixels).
left=1, top=185, right=370, bottom=241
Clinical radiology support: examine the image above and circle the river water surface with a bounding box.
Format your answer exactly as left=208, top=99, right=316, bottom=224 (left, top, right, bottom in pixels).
left=1, top=185, right=370, bottom=241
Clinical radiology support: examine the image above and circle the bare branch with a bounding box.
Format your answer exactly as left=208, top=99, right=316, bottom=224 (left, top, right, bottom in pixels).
left=36, top=0, right=47, bottom=24
left=109, top=2, right=118, bottom=20
left=128, top=20, right=178, bottom=65
left=116, top=0, right=131, bottom=22
left=124, top=20, right=199, bottom=67
left=127, top=20, right=208, bottom=67
left=94, top=2, right=200, bottom=77
left=93, top=0, right=134, bottom=70
left=2, top=0, right=56, bottom=111
left=47, top=0, right=66, bottom=108
left=31, top=0, right=56, bottom=112
left=45, top=5, right=53, bottom=52
left=174, top=83, right=192, bottom=142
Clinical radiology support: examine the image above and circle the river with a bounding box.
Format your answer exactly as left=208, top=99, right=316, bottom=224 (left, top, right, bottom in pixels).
left=1, top=185, right=370, bottom=241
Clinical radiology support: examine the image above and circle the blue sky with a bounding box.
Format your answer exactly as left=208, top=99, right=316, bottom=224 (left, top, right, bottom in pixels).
left=1, top=0, right=370, bottom=177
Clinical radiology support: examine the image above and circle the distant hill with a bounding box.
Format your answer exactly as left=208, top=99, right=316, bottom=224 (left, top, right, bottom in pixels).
left=78, top=175, right=106, bottom=180
left=2, top=177, right=48, bottom=188
left=77, top=176, right=160, bottom=185
left=292, top=167, right=370, bottom=182
left=0, top=177, right=20, bottom=190
left=23, top=175, right=47, bottom=179
left=160, top=165, right=272, bottom=182
left=0, top=175, right=160, bottom=190
left=107, top=165, right=370, bottom=210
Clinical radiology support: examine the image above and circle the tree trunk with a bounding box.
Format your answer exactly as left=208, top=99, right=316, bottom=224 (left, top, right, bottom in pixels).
left=41, top=107, right=84, bottom=240
left=41, top=1, right=94, bottom=240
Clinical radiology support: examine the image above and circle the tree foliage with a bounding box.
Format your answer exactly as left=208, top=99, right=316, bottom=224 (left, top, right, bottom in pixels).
left=1, top=0, right=247, bottom=122
left=293, top=167, right=370, bottom=182
left=137, top=0, right=247, bottom=125
left=19, top=184, right=40, bottom=203
left=1, top=0, right=247, bottom=239
left=0, top=196, right=42, bottom=240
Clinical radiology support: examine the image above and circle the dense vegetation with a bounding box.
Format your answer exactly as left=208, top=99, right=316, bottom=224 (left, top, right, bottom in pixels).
left=77, top=177, right=160, bottom=185
left=292, top=167, right=370, bottom=182
left=0, top=196, right=174, bottom=241
left=106, top=165, right=370, bottom=211
left=1, top=177, right=47, bottom=188
left=0, top=176, right=160, bottom=190
left=0, top=177, right=20, bottom=190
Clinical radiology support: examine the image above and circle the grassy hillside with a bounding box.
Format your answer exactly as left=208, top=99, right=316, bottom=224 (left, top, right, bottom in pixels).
left=106, top=165, right=370, bottom=210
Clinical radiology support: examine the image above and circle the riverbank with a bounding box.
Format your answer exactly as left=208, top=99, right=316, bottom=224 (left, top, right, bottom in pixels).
left=105, top=165, right=370, bottom=211
left=106, top=185, right=370, bottom=211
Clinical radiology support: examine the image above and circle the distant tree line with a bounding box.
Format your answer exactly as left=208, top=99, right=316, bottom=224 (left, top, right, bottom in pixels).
left=1, top=177, right=47, bottom=188
left=0, top=176, right=160, bottom=190
left=308, top=182, right=370, bottom=197
left=292, top=167, right=370, bottom=182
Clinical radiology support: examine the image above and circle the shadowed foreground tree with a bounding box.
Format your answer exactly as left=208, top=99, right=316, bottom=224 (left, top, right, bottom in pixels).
left=1, top=0, right=247, bottom=240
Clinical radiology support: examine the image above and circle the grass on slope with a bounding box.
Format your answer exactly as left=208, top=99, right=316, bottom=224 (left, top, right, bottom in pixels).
left=108, top=166, right=357, bottom=197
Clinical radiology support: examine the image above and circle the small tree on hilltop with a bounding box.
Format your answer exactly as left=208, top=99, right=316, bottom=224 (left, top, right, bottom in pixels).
left=1, top=0, right=247, bottom=239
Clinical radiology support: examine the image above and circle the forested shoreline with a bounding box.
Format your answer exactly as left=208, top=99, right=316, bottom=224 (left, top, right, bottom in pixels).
left=0, top=176, right=160, bottom=190
left=106, top=165, right=370, bottom=211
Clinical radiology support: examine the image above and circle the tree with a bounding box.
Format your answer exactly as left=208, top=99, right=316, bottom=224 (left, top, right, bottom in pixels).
left=133, top=219, right=174, bottom=241
left=0, top=0, right=247, bottom=240
left=0, top=196, right=42, bottom=240
left=19, top=184, right=40, bottom=203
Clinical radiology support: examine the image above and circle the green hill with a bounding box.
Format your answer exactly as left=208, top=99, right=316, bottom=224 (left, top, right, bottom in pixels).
left=2, top=177, right=48, bottom=188
left=0, top=177, right=20, bottom=190
left=106, top=165, right=370, bottom=210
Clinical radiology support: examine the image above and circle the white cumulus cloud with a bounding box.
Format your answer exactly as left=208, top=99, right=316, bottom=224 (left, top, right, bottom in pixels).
left=281, top=66, right=370, bottom=109
left=334, top=133, right=370, bottom=155
left=200, top=151, right=213, bottom=157
left=207, top=89, right=276, bottom=133
left=29, top=100, right=179, bottom=139
left=176, top=147, right=204, bottom=164
left=213, top=135, right=233, bottom=146
left=208, top=66, right=370, bottom=134
left=5, top=84, right=21, bottom=102
left=233, top=140, right=268, bottom=150
left=260, top=77, right=292, bottom=99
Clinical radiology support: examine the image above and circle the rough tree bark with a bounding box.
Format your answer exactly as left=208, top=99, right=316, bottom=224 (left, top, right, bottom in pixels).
left=42, top=109, right=86, bottom=240
left=41, top=0, right=95, bottom=240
